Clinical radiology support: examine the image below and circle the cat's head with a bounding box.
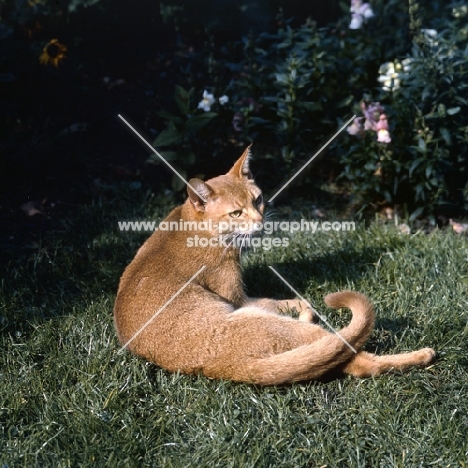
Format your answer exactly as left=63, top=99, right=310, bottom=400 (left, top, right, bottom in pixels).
left=186, top=146, right=264, bottom=236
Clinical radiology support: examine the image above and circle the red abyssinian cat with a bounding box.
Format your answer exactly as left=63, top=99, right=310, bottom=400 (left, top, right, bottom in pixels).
left=114, top=147, right=435, bottom=385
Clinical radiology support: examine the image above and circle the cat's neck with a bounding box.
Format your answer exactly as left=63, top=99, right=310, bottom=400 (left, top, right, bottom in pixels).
left=161, top=203, right=245, bottom=305
left=166, top=203, right=241, bottom=263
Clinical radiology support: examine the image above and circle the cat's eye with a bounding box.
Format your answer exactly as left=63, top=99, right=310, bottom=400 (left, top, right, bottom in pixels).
left=254, top=195, right=263, bottom=207
left=230, top=210, right=242, bottom=218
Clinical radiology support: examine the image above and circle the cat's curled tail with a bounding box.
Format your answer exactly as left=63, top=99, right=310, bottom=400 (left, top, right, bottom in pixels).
left=229, top=291, right=375, bottom=385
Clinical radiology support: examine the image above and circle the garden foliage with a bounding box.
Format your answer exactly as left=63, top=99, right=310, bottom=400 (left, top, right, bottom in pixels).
left=1, top=0, right=467, bottom=217
left=341, top=0, right=468, bottom=219
left=154, top=0, right=468, bottom=218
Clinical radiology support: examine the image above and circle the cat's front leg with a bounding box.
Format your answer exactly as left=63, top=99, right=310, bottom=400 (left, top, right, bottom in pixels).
left=245, top=298, right=315, bottom=322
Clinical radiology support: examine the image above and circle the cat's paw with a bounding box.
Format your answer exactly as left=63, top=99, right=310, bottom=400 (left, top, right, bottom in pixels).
left=297, top=305, right=315, bottom=323
left=416, top=347, right=436, bottom=366
left=277, top=299, right=315, bottom=322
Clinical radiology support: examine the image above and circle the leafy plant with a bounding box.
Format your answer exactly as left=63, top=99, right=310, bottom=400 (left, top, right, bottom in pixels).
left=339, top=0, right=468, bottom=219
left=232, top=17, right=352, bottom=167
left=150, top=86, right=230, bottom=190
left=149, top=0, right=467, bottom=215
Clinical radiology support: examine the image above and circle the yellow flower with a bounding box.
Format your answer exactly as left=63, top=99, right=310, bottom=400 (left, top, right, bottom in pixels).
left=39, top=39, right=67, bottom=67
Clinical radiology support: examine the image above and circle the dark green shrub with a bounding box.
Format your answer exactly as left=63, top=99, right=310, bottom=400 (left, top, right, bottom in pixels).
left=138, top=0, right=468, bottom=217
left=340, top=1, right=468, bottom=219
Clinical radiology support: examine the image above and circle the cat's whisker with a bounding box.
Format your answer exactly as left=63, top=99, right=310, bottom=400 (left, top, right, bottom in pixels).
left=264, top=210, right=277, bottom=221
left=224, top=236, right=235, bottom=250
left=221, top=231, right=241, bottom=258
left=230, top=232, right=243, bottom=256
left=223, top=231, right=238, bottom=244
left=239, top=233, right=245, bottom=256
left=239, top=232, right=254, bottom=258
left=222, top=232, right=234, bottom=243
left=239, top=234, right=245, bottom=257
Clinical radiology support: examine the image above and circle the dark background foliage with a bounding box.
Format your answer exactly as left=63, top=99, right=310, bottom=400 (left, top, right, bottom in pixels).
left=1, top=0, right=467, bottom=264
left=0, top=0, right=339, bottom=198
left=0, top=0, right=339, bottom=261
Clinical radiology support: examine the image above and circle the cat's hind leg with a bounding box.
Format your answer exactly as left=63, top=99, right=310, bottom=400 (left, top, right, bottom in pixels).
left=342, top=348, right=436, bottom=378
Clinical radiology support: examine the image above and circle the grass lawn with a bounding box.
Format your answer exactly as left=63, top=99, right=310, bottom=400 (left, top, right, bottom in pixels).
left=1, top=186, right=467, bottom=467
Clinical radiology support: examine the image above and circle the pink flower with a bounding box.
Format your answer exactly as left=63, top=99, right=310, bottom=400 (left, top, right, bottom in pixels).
left=376, top=114, right=389, bottom=131
left=361, top=101, right=386, bottom=132
left=364, top=119, right=376, bottom=131
left=347, top=117, right=364, bottom=136
left=349, top=0, right=374, bottom=29
left=377, top=129, right=391, bottom=143
left=375, top=113, right=391, bottom=143
left=349, top=102, right=391, bottom=144
left=349, top=14, right=363, bottom=29
left=362, top=102, right=384, bottom=125
left=358, top=3, right=374, bottom=19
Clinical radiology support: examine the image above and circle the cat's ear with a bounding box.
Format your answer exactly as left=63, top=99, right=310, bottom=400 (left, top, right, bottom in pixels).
left=187, top=179, right=213, bottom=212
left=228, top=145, right=253, bottom=179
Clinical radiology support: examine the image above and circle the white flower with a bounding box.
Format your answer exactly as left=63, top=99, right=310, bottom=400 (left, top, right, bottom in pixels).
left=358, top=3, right=374, bottom=19
left=453, top=5, right=468, bottom=18
left=401, top=57, right=413, bottom=72
left=219, top=95, right=229, bottom=105
left=349, top=13, right=364, bottom=29
left=198, top=90, right=216, bottom=112
left=349, top=0, right=374, bottom=28
left=378, top=59, right=412, bottom=91
left=421, top=29, right=438, bottom=47
left=378, top=61, right=401, bottom=91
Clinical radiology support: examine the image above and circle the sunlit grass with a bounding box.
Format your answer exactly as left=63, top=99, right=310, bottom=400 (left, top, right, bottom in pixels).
left=1, top=186, right=467, bottom=466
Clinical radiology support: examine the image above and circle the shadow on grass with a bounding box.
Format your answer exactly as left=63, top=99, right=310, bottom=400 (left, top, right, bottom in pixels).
left=0, top=187, right=177, bottom=335
left=243, top=245, right=389, bottom=296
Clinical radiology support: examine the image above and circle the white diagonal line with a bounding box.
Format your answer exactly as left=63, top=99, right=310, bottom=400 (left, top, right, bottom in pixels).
left=268, top=115, right=356, bottom=203
left=117, top=114, right=207, bottom=202
left=118, top=265, right=206, bottom=353
left=268, top=266, right=357, bottom=353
